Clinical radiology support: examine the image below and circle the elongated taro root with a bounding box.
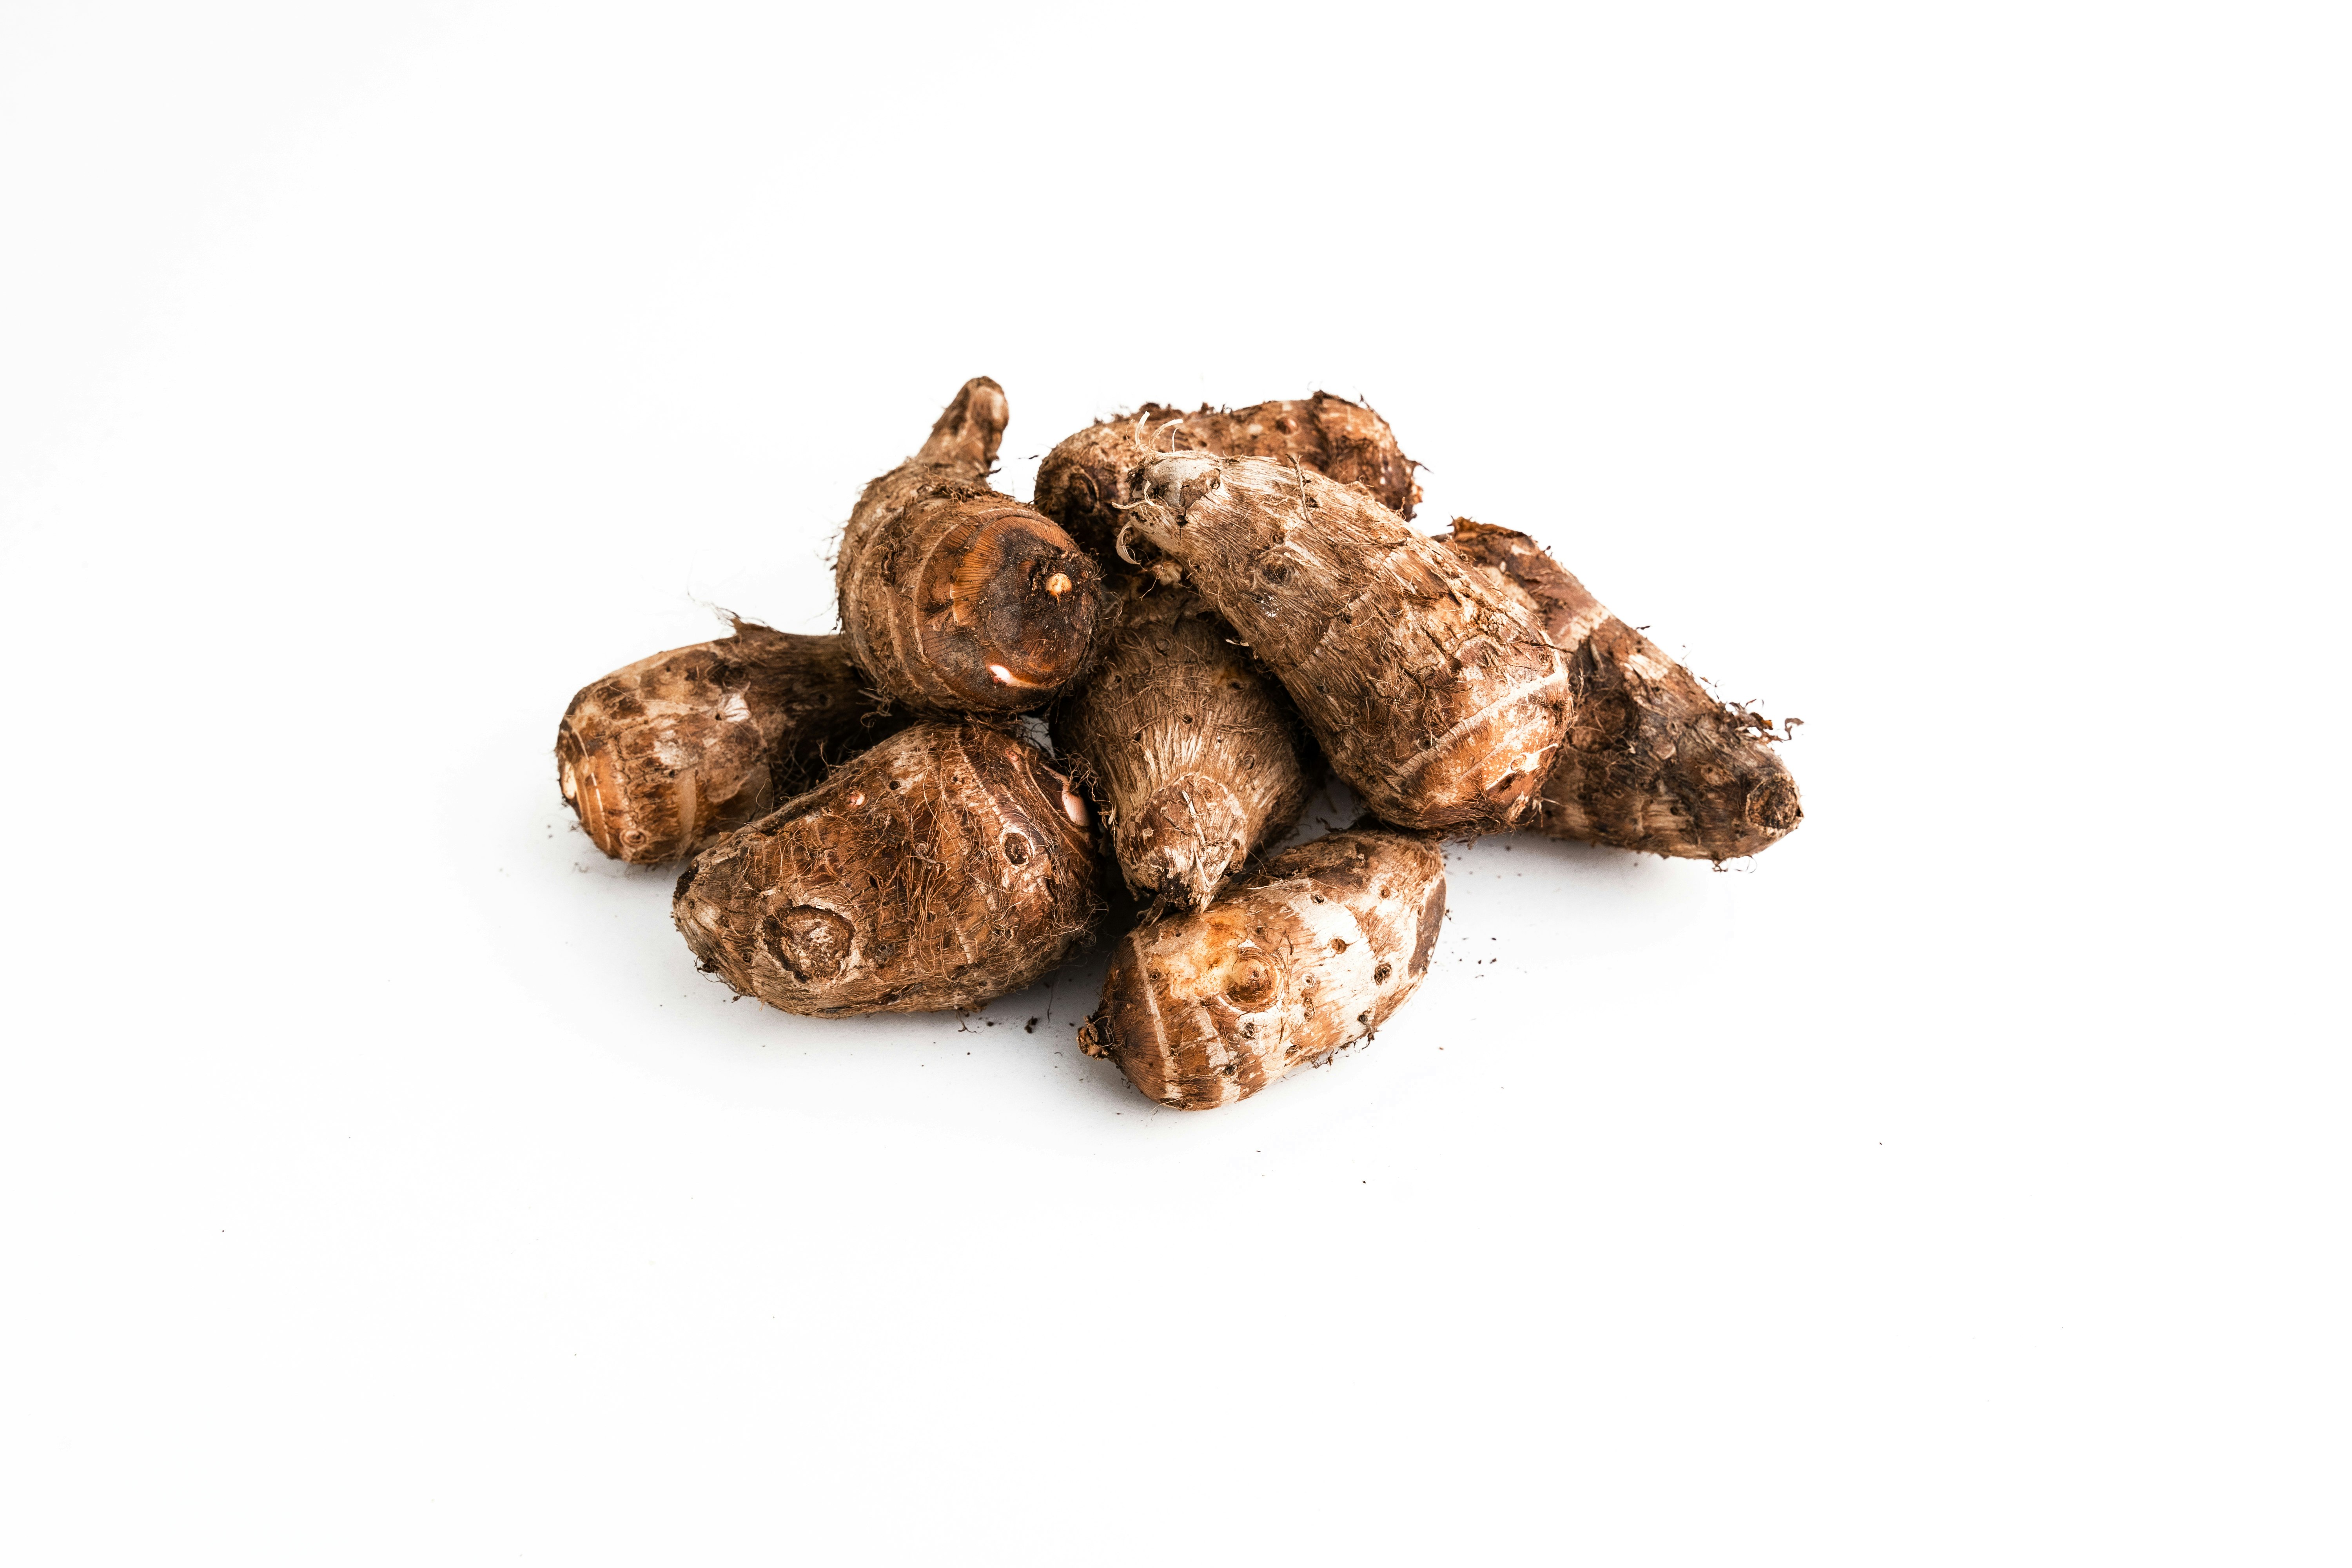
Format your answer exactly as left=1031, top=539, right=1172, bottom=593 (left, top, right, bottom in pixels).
left=835, top=377, right=1102, bottom=713
left=1034, top=392, right=1421, bottom=560
left=1056, top=581, right=1316, bottom=911
left=1443, top=520, right=1802, bottom=860
left=1122, top=454, right=1571, bottom=833
left=557, top=622, right=892, bottom=864
left=1078, top=827, right=1445, bottom=1110
left=672, top=720, right=1098, bottom=1016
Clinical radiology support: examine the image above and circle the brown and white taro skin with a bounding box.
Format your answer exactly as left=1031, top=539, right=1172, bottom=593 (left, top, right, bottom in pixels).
left=835, top=377, right=1102, bottom=714
left=672, top=720, right=1099, bottom=1016
left=1443, top=520, right=1802, bottom=861
left=1122, top=454, right=1571, bottom=834
left=1054, top=579, right=1316, bottom=911
left=1034, top=391, right=1422, bottom=562
left=1078, top=828, right=1445, bottom=1111
left=556, top=622, right=893, bottom=864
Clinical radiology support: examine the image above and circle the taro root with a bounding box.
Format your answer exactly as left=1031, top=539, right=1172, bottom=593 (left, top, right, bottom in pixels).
left=835, top=377, right=1102, bottom=713
left=672, top=720, right=1098, bottom=1016
left=1034, top=391, right=1421, bottom=561
left=1121, top=454, right=1571, bottom=834
left=1055, top=579, right=1315, bottom=911
left=556, top=622, right=892, bottom=864
left=1078, top=827, right=1445, bottom=1110
left=1443, top=520, right=1802, bottom=861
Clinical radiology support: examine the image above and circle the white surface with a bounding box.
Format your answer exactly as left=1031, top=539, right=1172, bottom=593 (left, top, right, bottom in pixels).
left=2, top=3, right=2343, bottom=1563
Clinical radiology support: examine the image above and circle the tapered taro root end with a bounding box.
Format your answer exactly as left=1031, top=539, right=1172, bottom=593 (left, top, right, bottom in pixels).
left=555, top=625, right=882, bottom=864
left=1054, top=582, right=1317, bottom=911
left=1077, top=828, right=1446, bottom=1111
left=1034, top=392, right=1420, bottom=562
left=671, top=722, right=1101, bottom=1016
left=1444, top=519, right=1803, bottom=862
left=915, top=376, right=1010, bottom=473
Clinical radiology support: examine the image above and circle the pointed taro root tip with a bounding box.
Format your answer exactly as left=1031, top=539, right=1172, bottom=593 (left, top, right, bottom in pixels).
left=1032, top=391, right=1420, bottom=561
left=1053, top=580, right=1316, bottom=911
left=1443, top=518, right=1804, bottom=862
left=914, top=376, right=1010, bottom=475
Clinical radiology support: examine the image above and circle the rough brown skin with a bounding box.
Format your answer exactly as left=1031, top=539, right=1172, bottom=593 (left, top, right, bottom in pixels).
left=1441, top=521, right=1802, bottom=860
left=1034, top=393, right=1422, bottom=561
left=1078, top=828, right=1445, bottom=1111
left=672, top=720, right=1099, bottom=1016
left=1055, top=577, right=1316, bottom=911
left=1122, top=454, right=1571, bottom=834
left=835, top=377, right=1102, bottom=714
left=556, top=622, right=896, bottom=864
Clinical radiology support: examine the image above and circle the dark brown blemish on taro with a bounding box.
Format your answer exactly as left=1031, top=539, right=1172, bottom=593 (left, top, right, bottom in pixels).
left=766, top=905, right=854, bottom=984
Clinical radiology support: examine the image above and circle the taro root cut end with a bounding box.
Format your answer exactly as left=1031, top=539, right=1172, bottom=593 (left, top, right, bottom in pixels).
left=951, top=507, right=1102, bottom=701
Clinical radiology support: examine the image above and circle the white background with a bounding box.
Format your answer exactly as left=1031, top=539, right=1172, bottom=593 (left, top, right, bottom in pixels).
left=2, top=3, right=2343, bottom=1562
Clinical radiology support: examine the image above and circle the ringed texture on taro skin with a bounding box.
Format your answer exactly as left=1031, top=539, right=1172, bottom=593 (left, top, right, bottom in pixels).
left=835, top=377, right=1103, bottom=713
left=1080, top=827, right=1446, bottom=1111
left=556, top=622, right=895, bottom=864
left=1054, top=578, right=1317, bottom=912
left=1121, top=454, right=1571, bottom=835
left=1034, top=391, right=1422, bottom=563
left=673, top=721, right=1099, bottom=1016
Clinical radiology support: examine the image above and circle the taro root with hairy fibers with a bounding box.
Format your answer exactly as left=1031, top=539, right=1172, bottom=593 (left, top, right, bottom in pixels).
left=556, top=621, right=893, bottom=864
left=1443, top=519, right=1802, bottom=861
left=835, top=377, right=1102, bottom=713
left=1078, top=827, right=1446, bottom=1110
left=1055, top=578, right=1316, bottom=911
left=1120, top=454, right=1571, bottom=834
left=672, top=720, right=1099, bottom=1016
left=1034, top=392, right=1421, bottom=562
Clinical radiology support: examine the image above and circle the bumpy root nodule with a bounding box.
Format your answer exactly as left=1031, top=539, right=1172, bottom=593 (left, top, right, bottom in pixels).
left=1055, top=581, right=1315, bottom=911
left=556, top=623, right=893, bottom=864
left=1123, top=455, right=1570, bottom=834
left=1443, top=519, right=1802, bottom=861
left=1034, top=392, right=1422, bottom=562
left=672, top=721, right=1100, bottom=1016
left=1078, top=827, right=1446, bottom=1111
left=836, top=377, right=1102, bottom=714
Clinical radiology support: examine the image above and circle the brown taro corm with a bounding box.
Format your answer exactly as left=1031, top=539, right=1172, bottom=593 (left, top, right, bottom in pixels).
left=1120, top=454, right=1571, bottom=835
left=1443, top=521, right=1802, bottom=861
left=1055, top=577, right=1317, bottom=912
left=835, top=377, right=1103, bottom=714
left=556, top=622, right=898, bottom=864
left=1078, top=826, right=1446, bottom=1111
left=1034, top=392, right=1422, bottom=563
left=672, top=720, right=1099, bottom=1016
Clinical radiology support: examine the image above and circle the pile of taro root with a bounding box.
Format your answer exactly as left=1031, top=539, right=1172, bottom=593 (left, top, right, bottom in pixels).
left=556, top=379, right=1802, bottom=1111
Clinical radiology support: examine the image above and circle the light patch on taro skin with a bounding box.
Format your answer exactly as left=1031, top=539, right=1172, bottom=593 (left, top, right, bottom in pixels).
left=717, top=692, right=751, bottom=722
left=1062, top=787, right=1091, bottom=827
